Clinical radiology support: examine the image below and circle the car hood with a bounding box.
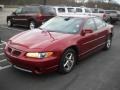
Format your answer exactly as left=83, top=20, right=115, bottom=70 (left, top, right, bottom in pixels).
left=9, top=29, right=72, bottom=50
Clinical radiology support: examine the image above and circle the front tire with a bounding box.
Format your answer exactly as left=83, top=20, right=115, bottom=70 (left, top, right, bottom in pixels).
left=7, top=19, right=13, bottom=27
left=59, top=49, right=77, bottom=74
left=29, top=21, right=36, bottom=30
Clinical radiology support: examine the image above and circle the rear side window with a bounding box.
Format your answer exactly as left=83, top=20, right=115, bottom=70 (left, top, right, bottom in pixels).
left=41, top=6, right=56, bottom=15
left=85, top=9, right=91, bottom=13
left=67, top=8, right=75, bottom=12
left=83, top=18, right=96, bottom=31
left=94, top=18, right=106, bottom=30
left=58, top=8, right=65, bottom=13
left=22, top=6, right=40, bottom=13
left=76, top=8, right=82, bottom=12
left=92, top=8, right=98, bottom=13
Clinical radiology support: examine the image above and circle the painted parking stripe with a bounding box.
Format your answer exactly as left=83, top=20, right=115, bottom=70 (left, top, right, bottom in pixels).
left=1, top=40, right=6, bottom=44
left=0, top=53, right=4, bottom=56
left=0, top=26, right=24, bottom=31
left=0, top=48, right=3, bottom=50
left=0, top=65, right=11, bottom=70
left=0, top=59, right=7, bottom=63
left=0, top=41, right=6, bottom=45
left=0, top=43, right=4, bottom=46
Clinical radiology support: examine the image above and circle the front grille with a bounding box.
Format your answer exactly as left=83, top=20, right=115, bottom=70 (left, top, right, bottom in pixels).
left=7, top=47, right=21, bottom=57
left=12, top=50, right=21, bottom=56
left=8, top=47, right=12, bottom=53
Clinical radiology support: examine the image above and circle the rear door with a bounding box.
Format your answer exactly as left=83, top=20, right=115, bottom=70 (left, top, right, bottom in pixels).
left=93, top=17, right=108, bottom=46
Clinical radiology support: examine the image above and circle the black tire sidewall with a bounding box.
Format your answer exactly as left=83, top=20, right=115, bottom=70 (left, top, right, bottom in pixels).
left=7, top=19, right=13, bottom=27
left=104, top=36, right=112, bottom=50
left=59, top=49, right=77, bottom=74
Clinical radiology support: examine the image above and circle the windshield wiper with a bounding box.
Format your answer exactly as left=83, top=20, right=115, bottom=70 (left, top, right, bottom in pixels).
left=39, top=28, right=55, bottom=40
left=38, top=27, right=44, bottom=30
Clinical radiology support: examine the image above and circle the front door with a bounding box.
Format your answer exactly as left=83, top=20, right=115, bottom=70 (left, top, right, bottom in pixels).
left=78, top=18, right=98, bottom=57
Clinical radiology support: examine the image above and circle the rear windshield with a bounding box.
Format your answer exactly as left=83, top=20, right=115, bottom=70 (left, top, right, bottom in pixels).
left=105, top=10, right=117, bottom=14
left=22, top=6, right=40, bottom=13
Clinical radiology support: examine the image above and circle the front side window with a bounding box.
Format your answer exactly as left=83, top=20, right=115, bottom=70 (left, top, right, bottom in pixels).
left=83, top=18, right=96, bottom=31
left=40, top=17, right=83, bottom=34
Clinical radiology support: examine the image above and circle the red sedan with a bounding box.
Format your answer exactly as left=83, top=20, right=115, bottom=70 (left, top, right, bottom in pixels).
left=4, top=16, right=113, bottom=74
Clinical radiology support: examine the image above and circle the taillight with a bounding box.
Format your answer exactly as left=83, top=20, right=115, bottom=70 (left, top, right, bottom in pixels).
left=36, top=13, right=44, bottom=20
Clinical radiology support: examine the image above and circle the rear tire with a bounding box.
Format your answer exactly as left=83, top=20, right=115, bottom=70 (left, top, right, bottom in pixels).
left=59, top=49, right=77, bottom=74
left=103, top=36, right=112, bottom=50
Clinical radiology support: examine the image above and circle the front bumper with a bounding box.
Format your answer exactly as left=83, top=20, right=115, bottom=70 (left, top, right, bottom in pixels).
left=4, top=45, right=59, bottom=74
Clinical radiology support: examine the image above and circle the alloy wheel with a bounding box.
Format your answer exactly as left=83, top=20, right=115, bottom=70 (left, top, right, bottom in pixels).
left=63, top=52, right=75, bottom=71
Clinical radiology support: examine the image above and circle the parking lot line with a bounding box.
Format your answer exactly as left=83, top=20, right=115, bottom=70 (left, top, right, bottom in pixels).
left=0, top=26, right=24, bottom=31
left=0, top=43, right=4, bottom=46
left=0, top=48, right=3, bottom=50
left=0, top=53, right=4, bottom=56
left=0, top=59, right=7, bottom=63
left=1, top=40, right=6, bottom=44
left=0, top=65, right=11, bottom=70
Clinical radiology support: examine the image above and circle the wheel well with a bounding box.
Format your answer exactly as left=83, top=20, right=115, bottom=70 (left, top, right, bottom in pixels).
left=29, top=19, right=35, bottom=23
left=65, top=46, right=79, bottom=56
left=110, top=33, right=113, bottom=38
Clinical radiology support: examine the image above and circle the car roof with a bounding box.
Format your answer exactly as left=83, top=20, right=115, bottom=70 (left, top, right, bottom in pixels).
left=57, top=14, right=97, bottom=19
left=24, top=5, right=52, bottom=7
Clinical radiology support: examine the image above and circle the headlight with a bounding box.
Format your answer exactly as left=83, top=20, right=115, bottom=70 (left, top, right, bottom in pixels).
left=26, top=52, right=53, bottom=58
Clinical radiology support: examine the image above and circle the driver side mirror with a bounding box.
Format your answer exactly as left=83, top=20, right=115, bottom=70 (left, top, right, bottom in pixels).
left=81, top=29, right=93, bottom=36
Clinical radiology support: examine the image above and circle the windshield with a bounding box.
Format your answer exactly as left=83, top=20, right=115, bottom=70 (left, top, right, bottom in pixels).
left=40, top=17, right=83, bottom=34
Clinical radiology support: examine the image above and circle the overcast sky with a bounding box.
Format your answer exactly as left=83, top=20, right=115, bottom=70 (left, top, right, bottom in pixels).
left=114, top=0, right=120, bottom=4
